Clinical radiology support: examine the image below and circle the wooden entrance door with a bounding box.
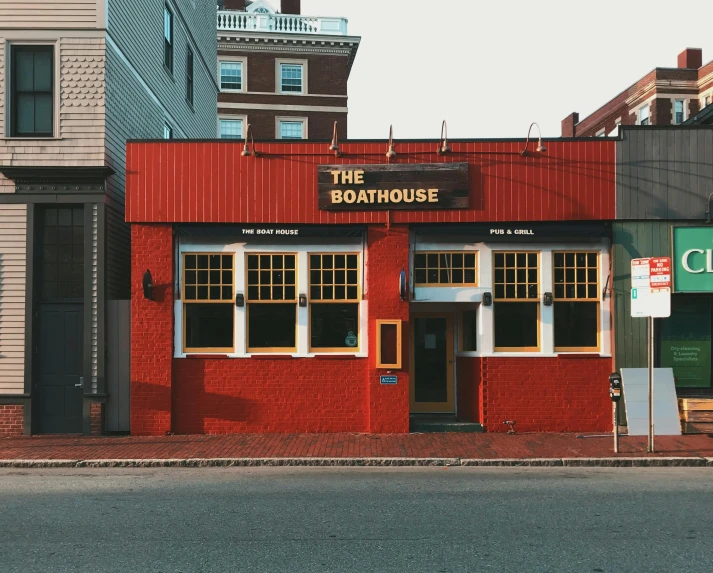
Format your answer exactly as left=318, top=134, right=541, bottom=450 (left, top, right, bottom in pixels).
left=410, top=313, right=454, bottom=413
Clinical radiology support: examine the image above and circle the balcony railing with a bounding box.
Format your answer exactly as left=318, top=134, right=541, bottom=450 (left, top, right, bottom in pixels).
left=217, top=11, right=348, bottom=35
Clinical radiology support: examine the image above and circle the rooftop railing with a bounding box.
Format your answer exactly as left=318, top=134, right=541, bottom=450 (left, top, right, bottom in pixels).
left=217, top=11, right=349, bottom=35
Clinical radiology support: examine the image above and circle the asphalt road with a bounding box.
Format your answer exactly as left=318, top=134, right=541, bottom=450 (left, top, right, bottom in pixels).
left=1, top=467, right=712, bottom=573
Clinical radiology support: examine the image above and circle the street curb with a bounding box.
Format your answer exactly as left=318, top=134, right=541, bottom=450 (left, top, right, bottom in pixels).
left=1, top=457, right=712, bottom=468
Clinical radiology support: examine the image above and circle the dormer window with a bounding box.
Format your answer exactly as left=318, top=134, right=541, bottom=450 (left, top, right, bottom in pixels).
left=245, top=0, right=276, bottom=13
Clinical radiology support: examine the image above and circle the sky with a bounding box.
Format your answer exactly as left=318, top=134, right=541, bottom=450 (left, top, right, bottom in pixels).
left=303, top=0, right=713, bottom=139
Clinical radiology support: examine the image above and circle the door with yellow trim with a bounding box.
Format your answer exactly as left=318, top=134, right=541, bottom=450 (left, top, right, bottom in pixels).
left=410, top=313, right=454, bottom=413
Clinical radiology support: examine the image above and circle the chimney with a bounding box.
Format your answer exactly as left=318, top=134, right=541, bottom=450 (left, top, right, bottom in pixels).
left=281, top=0, right=300, bottom=14
left=561, top=112, right=579, bottom=137
left=223, top=0, right=246, bottom=9
left=678, top=48, right=702, bottom=69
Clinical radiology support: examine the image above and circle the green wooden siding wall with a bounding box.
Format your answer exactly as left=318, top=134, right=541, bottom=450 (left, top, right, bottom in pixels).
left=613, top=220, right=702, bottom=370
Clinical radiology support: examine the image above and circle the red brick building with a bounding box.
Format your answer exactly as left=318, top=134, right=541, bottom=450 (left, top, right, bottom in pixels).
left=127, top=137, right=616, bottom=435
left=562, top=48, right=713, bottom=137
left=216, top=0, right=359, bottom=141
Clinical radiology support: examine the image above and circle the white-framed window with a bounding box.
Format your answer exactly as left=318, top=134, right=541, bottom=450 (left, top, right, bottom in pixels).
left=638, top=104, right=650, bottom=125
left=703, top=94, right=712, bottom=109
left=277, top=117, right=307, bottom=139
left=8, top=44, right=55, bottom=138
left=164, top=4, right=173, bottom=73
left=276, top=59, right=307, bottom=94
left=219, top=117, right=244, bottom=139
left=413, top=241, right=611, bottom=358
left=219, top=60, right=244, bottom=92
left=673, top=99, right=686, bottom=124
left=595, top=128, right=606, bottom=137
left=164, top=123, right=173, bottom=139
left=175, top=240, right=367, bottom=358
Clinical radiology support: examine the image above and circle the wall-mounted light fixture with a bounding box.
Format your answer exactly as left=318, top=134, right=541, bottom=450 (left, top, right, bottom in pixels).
left=299, top=293, right=307, bottom=307
left=520, top=122, right=547, bottom=156
left=543, top=292, right=553, bottom=306
left=329, top=121, right=342, bottom=157
left=142, top=269, right=154, bottom=301
left=241, top=124, right=259, bottom=157
left=235, top=293, right=245, bottom=307
left=398, top=267, right=408, bottom=301
left=482, top=292, right=492, bottom=306
left=437, top=120, right=451, bottom=155
left=385, top=125, right=396, bottom=161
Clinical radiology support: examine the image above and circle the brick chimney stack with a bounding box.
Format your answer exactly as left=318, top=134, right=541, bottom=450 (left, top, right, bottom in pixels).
left=561, top=112, right=579, bottom=137
left=678, top=48, right=702, bottom=69
left=281, top=0, right=300, bottom=14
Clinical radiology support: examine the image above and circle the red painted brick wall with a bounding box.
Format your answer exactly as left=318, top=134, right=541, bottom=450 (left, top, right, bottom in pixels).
left=0, top=405, right=23, bottom=436
left=456, top=357, right=482, bottom=423
left=481, top=356, right=613, bottom=433
left=90, top=402, right=103, bottom=435
left=366, top=226, right=410, bottom=433
left=132, top=223, right=412, bottom=435
left=130, top=224, right=174, bottom=435
left=172, top=357, right=368, bottom=434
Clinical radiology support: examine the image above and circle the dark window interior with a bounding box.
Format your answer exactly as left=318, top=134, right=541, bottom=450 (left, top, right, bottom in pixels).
left=12, top=45, right=53, bottom=137
left=494, top=302, right=538, bottom=349
left=311, top=303, right=359, bottom=349
left=248, top=303, right=296, bottom=349
left=39, top=207, right=84, bottom=301
left=379, top=322, right=398, bottom=365
left=461, top=309, right=477, bottom=351
left=185, top=304, right=233, bottom=350
left=186, top=46, right=193, bottom=105
left=554, top=302, right=598, bottom=349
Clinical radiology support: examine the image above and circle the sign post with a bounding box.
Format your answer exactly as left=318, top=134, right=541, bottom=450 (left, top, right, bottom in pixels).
left=631, top=257, right=671, bottom=453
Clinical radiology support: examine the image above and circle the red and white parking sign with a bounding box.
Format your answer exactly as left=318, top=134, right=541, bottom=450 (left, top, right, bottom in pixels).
left=649, top=257, right=671, bottom=288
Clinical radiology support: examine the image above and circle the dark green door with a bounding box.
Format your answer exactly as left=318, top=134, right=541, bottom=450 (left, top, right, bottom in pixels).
left=36, top=304, right=83, bottom=433
left=34, top=206, right=85, bottom=433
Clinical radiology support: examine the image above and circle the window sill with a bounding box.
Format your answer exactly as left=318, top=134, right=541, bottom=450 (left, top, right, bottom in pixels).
left=456, top=351, right=612, bottom=358
left=2, top=136, right=62, bottom=141
left=220, top=89, right=245, bottom=94
left=176, top=353, right=367, bottom=359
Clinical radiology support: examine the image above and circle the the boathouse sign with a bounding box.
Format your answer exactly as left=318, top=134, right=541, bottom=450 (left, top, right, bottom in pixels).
left=317, top=163, right=470, bottom=211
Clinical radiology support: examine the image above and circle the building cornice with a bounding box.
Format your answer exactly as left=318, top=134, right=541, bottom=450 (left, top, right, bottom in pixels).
left=217, top=34, right=360, bottom=75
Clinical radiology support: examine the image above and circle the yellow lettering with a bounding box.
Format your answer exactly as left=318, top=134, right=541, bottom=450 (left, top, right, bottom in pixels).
left=341, top=170, right=353, bottom=184
left=330, top=170, right=341, bottom=185
left=354, top=170, right=364, bottom=184
left=416, top=189, right=427, bottom=202
left=378, top=189, right=389, bottom=203
left=331, top=190, right=343, bottom=203
left=343, top=190, right=356, bottom=203
left=357, top=189, right=368, bottom=203
left=390, top=189, right=403, bottom=203
left=428, top=188, right=439, bottom=203
left=367, top=189, right=377, bottom=203
left=403, top=189, right=415, bottom=203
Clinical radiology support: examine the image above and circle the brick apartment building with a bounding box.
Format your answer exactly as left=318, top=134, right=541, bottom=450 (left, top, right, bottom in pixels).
left=216, top=0, right=360, bottom=140
left=562, top=48, right=713, bottom=137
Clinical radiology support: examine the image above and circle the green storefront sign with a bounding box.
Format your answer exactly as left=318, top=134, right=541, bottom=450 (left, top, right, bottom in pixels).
left=673, top=227, right=713, bottom=292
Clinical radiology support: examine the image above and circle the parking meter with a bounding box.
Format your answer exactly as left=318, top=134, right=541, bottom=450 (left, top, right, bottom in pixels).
left=609, top=373, right=622, bottom=402
left=609, top=372, right=622, bottom=453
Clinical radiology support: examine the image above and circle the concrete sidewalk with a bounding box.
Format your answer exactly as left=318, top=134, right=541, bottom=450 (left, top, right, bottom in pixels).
left=2, top=432, right=713, bottom=467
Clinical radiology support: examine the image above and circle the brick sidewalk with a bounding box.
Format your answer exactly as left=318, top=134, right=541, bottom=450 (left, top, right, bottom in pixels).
left=1, top=432, right=712, bottom=461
